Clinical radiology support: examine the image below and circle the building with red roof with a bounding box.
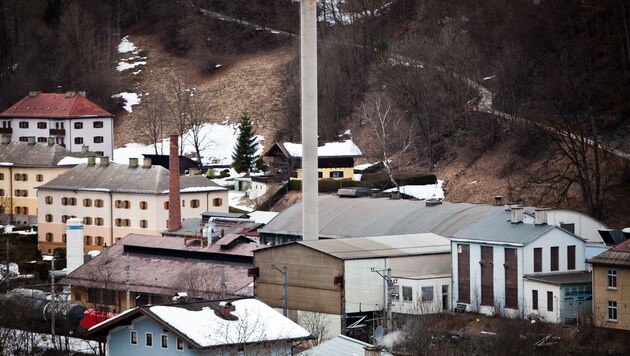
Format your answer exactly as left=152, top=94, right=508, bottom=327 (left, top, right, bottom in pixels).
left=0, top=91, right=114, bottom=157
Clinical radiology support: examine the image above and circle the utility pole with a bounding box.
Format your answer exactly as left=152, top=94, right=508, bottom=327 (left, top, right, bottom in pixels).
left=372, top=267, right=396, bottom=333
left=125, top=253, right=130, bottom=310
left=220, top=266, right=226, bottom=299
left=272, top=265, right=288, bottom=316
left=51, top=255, right=56, bottom=345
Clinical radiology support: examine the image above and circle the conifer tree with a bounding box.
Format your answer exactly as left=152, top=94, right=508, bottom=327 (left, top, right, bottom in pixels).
left=232, top=114, right=264, bottom=174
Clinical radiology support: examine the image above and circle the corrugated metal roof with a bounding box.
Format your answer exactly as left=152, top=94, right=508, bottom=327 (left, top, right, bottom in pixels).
left=298, top=233, right=451, bottom=260
left=37, top=162, right=225, bottom=194
left=0, top=92, right=112, bottom=118
left=588, top=239, right=630, bottom=266
left=453, top=209, right=564, bottom=245
left=524, top=271, right=592, bottom=285
left=299, top=334, right=392, bottom=356
left=60, top=234, right=252, bottom=297
left=259, top=195, right=499, bottom=238
left=0, top=141, right=94, bottom=167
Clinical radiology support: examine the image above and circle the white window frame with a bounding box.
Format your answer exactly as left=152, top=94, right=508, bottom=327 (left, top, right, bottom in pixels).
left=145, top=332, right=153, bottom=347
left=176, top=337, right=184, bottom=350
left=608, top=300, right=618, bottom=321
left=608, top=269, right=617, bottom=289
left=161, top=334, right=168, bottom=349
left=130, top=330, right=137, bottom=345
left=402, top=286, right=413, bottom=302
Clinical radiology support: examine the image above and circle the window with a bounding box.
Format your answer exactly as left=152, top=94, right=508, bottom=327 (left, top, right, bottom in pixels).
left=421, top=286, right=434, bottom=302
left=608, top=269, right=617, bottom=289
left=402, top=286, right=413, bottom=302
left=74, top=137, right=83, bottom=144
left=140, top=220, right=148, bottom=228
left=0, top=173, right=3, bottom=180
left=45, top=214, right=53, bottom=222
left=19, top=121, right=28, bottom=129
left=95, top=199, right=104, bottom=207
left=74, top=122, right=83, bottom=129
left=504, top=248, right=518, bottom=309
left=164, top=201, right=169, bottom=210
left=115, top=219, right=122, bottom=227
left=550, top=246, right=559, bottom=271
left=457, top=244, right=470, bottom=303
left=62, top=197, right=68, bottom=205
left=62, top=215, right=70, bottom=223
left=14, top=207, right=20, bottom=215
left=176, top=338, right=184, bottom=350
left=83, top=198, right=92, bottom=207
left=130, top=330, right=138, bottom=345
left=481, top=246, right=494, bottom=306
left=93, top=121, right=104, bottom=129
left=18, top=136, right=27, bottom=142
left=608, top=300, right=618, bottom=321
left=87, top=288, right=99, bottom=303
left=36, top=174, right=43, bottom=182
left=94, top=136, right=104, bottom=143
left=95, top=217, right=104, bottom=226
left=145, top=333, right=153, bottom=347
left=560, top=223, right=575, bottom=234
left=533, top=247, right=542, bottom=272
left=14, top=173, right=21, bottom=181
left=83, top=217, right=92, bottom=225
left=22, top=207, right=28, bottom=215
left=182, top=200, right=185, bottom=207
left=115, top=200, right=122, bottom=208
left=532, top=290, right=538, bottom=310
left=62, top=234, right=66, bottom=243
left=45, top=233, right=53, bottom=242
left=37, top=137, right=47, bottom=143
left=161, top=334, right=168, bottom=349
left=96, top=236, right=104, bottom=246
left=85, top=236, right=92, bottom=245
left=103, top=290, right=115, bottom=305
left=547, top=291, right=553, bottom=312
left=567, top=245, right=576, bottom=270
left=37, top=122, right=46, bottom=129
left=0, top=189, right=3, bottom=196
left=124, top=200, right=130, bottom=209
left=62, top=197, right=76, bottom=206
left=317, top=172, right=323, bottom=178
left=139, top=201, right=148, bottom=210
left=213, top=198, right=223, bottom=207
left=390, top=285, right=399, bottom=301
left=330, top=170, right=344, bottom=178
left=124, top=219, right=131, bottom=227
left=191, top=199, right=200, bottom=208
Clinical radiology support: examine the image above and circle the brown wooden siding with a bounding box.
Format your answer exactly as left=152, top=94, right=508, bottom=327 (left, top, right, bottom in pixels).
left=504, top=248, right=518, bottom=309
left=457, top=244, right=470, bottom=303
left=481, top=246, right=494, bottom=306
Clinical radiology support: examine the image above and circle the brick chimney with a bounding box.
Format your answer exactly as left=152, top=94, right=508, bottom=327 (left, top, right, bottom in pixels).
left=168, top=135, right=181, bottom=231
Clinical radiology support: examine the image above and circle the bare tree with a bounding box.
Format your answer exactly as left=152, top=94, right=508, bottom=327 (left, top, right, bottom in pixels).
left=356, top=92, right=417, bottom=191
left=135, top=94, right=167, bottom=155
left=172, top=266, right=224, bottom=300
left=298, top=309, right=330, bottom=346
left=183, top=89, right=214, bottom=166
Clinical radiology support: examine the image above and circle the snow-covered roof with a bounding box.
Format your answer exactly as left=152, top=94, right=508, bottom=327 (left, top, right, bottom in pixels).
left=280, top=140, right=362, bottom=158
left=89, top=298, right=313, bottom=349
left=57, top=157, right=89, bottom=166
left=383, top=181, right=445, bottom=200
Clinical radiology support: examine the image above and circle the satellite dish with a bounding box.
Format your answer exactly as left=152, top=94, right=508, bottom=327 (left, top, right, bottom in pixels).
left=373, top=325, right=384, bottom=342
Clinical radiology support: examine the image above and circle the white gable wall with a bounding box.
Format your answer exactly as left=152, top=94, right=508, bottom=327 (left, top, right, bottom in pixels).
left=523, top=228, right=587, bottom=274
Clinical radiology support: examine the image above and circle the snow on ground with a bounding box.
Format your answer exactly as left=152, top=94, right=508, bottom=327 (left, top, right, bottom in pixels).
left=247, top=211, right=279, bottom=224
left=283, top=139, right=362, bottom=157
left=0, top=328, right=100, bottom=354
left=111, top=92, right=141, bottom=113
left=113, top=123, right=263, bottom=167
left=229, top=191, right=255, bottom=212
left=384, top=180, right=444, bottom=200
left=57, top=157, right=89, bottom=166
left=116, top=36, right=146, bottom=72
left=118, top=36, right=137, bottom=53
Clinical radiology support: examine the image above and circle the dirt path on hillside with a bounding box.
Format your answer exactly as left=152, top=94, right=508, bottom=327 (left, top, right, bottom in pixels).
left=113, top=32, right=296, bottom=148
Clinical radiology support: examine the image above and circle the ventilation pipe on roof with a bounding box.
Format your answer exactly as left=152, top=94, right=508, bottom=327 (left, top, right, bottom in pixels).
left=1, top=136, right=9, bottom=145
left=143, top=157, right=152, bottom=168
left=47, top=137, right=55, bottom=146
left=78, top=91, right=86, bottom=97
left=494, top=195, right=503, bottom=206
left=510, top=206, right=523, bottom=224
left=534, top=207, right=549, bottom=225
left=168, top=135, right=182, bottom=232
left=218, top=301, right=235, bottom=317
left=28, top=91, right=41, bottom=97
left=65, top=91, right=76, bottom=98
left=27, top=137, right=35, bottom=146
left=129, top=158, right=138, bottom=168
left=87, top=156, right=96, bottom=167
left=82, top=145, right=89, bottom=153
left=99, top=156, right=109, bottom=167
left=364, top=346, right=382, bottom=356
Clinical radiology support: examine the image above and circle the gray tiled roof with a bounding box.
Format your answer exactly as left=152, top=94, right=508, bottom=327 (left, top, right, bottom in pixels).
left=0, top=141, right=94, bottom=167
left=524, top=271, right=592, bottom=285
left=259, top=195, right=500, bottom=238
left=453, top=209, right=559, bottom=245
left=37, top=163, right=225, bottom=194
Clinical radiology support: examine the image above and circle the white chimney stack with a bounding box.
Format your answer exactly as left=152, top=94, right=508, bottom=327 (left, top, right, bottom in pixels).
left=510, top=206, right=523, bottom=224
left=66, top=218, right=85, bottom=273
left=534, top=207, right=549, bottom=225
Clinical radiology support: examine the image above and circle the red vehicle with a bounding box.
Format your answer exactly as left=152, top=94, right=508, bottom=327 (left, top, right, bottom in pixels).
left=79, top=309, right=116, bottom=329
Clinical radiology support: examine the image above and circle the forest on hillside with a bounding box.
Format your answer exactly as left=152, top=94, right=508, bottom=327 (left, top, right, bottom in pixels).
left=0, top=0, right=629, bottom=224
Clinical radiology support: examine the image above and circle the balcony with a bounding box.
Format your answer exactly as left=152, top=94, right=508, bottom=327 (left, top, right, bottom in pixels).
left=0, top=128, right=12, bottom=134
left=49, top=129, right=65, bottom=136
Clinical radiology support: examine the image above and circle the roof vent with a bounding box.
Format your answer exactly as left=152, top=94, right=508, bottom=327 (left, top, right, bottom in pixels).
left=28, top=91, right=41, bottom=97
left=534, top=207, right=549, bottom=225
left=81, top=145, right=89, bottom=153
left=494, top=195, right=503, bottom=206
left=129, top=157, right=138, bottom=168
left=510, top=206, right=523, bottom=224
left=47, top=137, right=55, bottom=146
left=1, top=136, right=9, bottom=145
left=87, top=156, right=96, bottom=167
left=65, top=91, right=76, bottom=98
left=78, top=91, right=86, bottom=97
left=143, top=157, right=152, bottom=168
left=27, top=136, right=35, bottom=146
left=99, top=156, right=109, bottom=167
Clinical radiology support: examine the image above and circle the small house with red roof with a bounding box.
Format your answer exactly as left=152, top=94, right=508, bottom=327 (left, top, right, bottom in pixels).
left=589, top=238, right=630, bottom=330
left=0, top=91, right=114, bottom=157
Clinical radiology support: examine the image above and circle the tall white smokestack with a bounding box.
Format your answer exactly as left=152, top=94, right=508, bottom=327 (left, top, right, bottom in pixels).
left=301, top=0, right=318, bottom=241
left=66, top=218, right=85, bottom=273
